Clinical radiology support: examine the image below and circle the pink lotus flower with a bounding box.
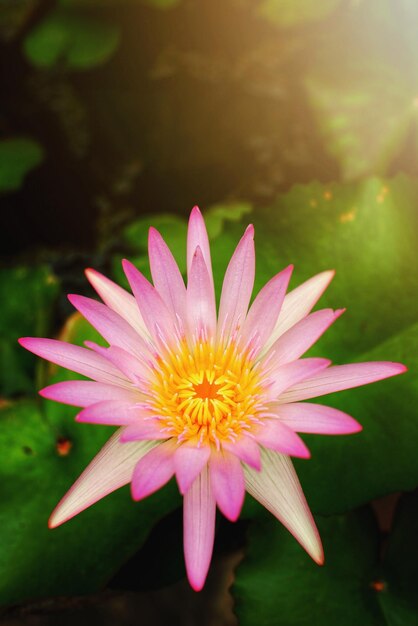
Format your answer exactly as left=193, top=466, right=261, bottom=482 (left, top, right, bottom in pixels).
left=20, top=207, right=405, bottom=590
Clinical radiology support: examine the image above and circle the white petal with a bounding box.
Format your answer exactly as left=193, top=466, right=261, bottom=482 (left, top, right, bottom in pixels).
left=244, top=447, right=323, bottom=564
left=264, top=270, right=335, bottom=352
left=49, top=429, right=156, bottom=528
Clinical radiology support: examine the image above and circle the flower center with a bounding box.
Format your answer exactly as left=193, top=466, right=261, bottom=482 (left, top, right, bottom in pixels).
left=149, top=340, right=263, bottom=447
left=193, top=375, right=221, bottom=401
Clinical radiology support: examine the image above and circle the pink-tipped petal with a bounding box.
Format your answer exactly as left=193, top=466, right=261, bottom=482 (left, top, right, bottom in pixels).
left=222, top=436, right=261, bottom=470
left=209, top=450, right=245, bottom=521
left=265, top=270, right=335, bottom=351
left=279, top=361, right=407, bottom=403
left=76, top=400, right=142, bottom=426
left=183, top=466, right=216, bottom=591
left=120, top=420, right=170, bottom=442
left=131, top=440, right=177, bottom=501
left=85, top=268, right=148, bottom=337
left=85, top=342, right=151, bottom=383
left=241, top=265, right=293, bottom=349
left=187, top=246, right=217, bottom=341
left=49, top=429, right=156, bottom=528
left=268, top=402, right=362, bottom=435
left=148, top=227, right=187, bottom=321
left=268, top=358, right=331, bottom=399
left=254, top=419, right=310, bottom=458
left=68, top=295, right=151, bottom=360
left=122, top=260, right=177, bottom=343
left=174, top=444, right=211, bottom=495
left=40, top=381, right=139, bottom=407
left=19, top=338, right=128, bottom=386
left=218, top=225, right=255, bottom=341
left=264, top=308, right=344, bottom=368
left=244, top=447, right=323, bottom=564
left=187, top=206, right=214, bottom=291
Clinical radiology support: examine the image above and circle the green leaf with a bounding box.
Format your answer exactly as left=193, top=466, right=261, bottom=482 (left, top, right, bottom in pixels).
left=0, top=313, right=181, bottom=605
left=258, top=0, right=342, bottom=27
left=0, top=139, right=44, bottom=192
left=112, top=213, right=188, bottom=286
left=234, top=507, right=382, bottom=626
left=23, top=10, right=120, bottom=69
left=204, top=201, right=252, bottom=240
left=0, top=266, right=59, bottom=397
left=0, top=400, right=180, bottom=606
left=209, top=175, right=418, bottom=514
left=235, top=495, right=418, bottom=625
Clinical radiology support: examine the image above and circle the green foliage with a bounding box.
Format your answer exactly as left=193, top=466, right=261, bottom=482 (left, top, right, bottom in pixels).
left=23, top=10, right=120, bottom=69
left=0, top=139, right=44, bottom=192
left=0, top=266, right=59, bottom=396
left=212, top=176, right=418, bottom=514
left=258, top=0, right=341, bottom=27
left=0, top=314, right=181, bottom=605
left=112, top=213, right=188, bottom=286
left=0, top=400, right=180, bottom=605
left=204, top=201, right=252, bottom=240
left=305, top=0, right=418, bottom=179
left=234, top=497, right=418, bottom=625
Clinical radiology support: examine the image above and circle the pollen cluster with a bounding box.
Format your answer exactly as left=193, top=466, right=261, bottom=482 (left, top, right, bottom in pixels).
left=149, top=340, right=264, bottom=447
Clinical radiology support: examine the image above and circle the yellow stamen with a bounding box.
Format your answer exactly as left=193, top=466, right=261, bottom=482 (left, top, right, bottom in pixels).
left=149, top=339, right=263, bottom=446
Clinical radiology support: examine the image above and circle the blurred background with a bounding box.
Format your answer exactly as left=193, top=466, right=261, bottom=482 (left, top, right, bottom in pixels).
left=1, top=0, right=418, bottom=624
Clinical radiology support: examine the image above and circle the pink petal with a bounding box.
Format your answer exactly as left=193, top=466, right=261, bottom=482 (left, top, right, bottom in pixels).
left=187, top=246, right=217, bottom=341
left=131, top=440, right=177, bottom=500
left=187, top=206, right=214, bottom=292
left=120, top=419, right=169, bottom=441
left=76, top=400, right=142, bottom=426
left=183, top=466, right=216, bottom=591
left=255, top=419, right=310, bottom=458
left=244, top=447, right=323, bottom=564
left=265, top=270, right=335, bottom=351
left=279, top=361, right=407, bottom=403
left=264, top=308, right=344, bottom=368
left=19, top=338, right=128, bottom=386
left=85, top=268, right=148, bottom=337
left=85, top=342, right=151, bottom=383
left=174, top=444, right=211, bottom=495
left=268, top=402, right=362, bottom=435
left=241, top=265, right=293, bottom=350
left=40, top=381, right=139, bottom=407
left=222, top=436, right=261, bottom=470
left=217, top=225, right=255, bottom=341
left=68, top=294, right=151, bottom=360
left=122, top=260, right=177, bottom=344
left=268, top=358, right=331, bottom=398
left=148, top=227, right=187, bottom=322
left=209, top=450, right=245, bottom=521
left=49, top=429, right=156, bottom=528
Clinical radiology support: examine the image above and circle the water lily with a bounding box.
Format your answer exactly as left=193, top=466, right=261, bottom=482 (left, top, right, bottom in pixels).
left=19, top=207, right=406, bottom=590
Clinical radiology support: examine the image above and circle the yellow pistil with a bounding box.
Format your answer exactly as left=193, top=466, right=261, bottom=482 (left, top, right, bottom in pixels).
left=149, top=340, right=263, bottom=447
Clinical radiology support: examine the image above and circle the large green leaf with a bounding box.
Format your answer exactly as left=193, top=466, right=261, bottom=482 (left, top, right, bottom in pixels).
left=234, top=496, right=418, bottom=626
left=210, top=176, right=418, bottom=514
left=0, top=139, right=44, bottom=192
left=0, top=266, right=59, bottom=397
left=234, top=507, right=382, bottom=626
left=0, top=314, right=181, bottom=606
left=23, top=10, right=120, bottom=69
